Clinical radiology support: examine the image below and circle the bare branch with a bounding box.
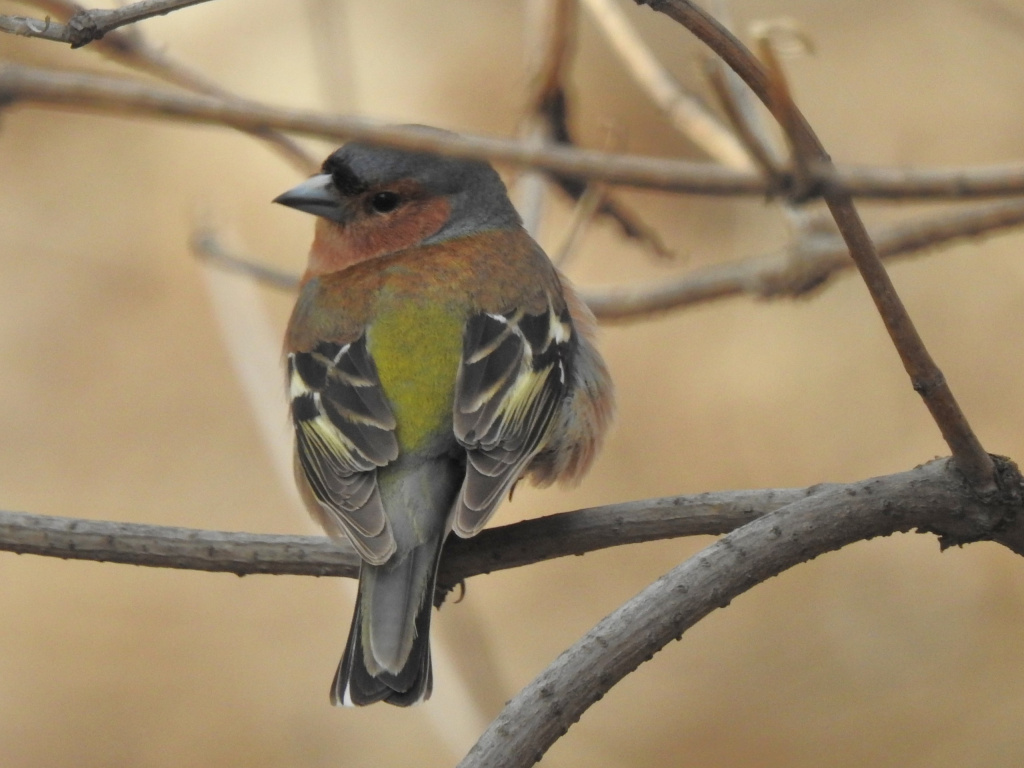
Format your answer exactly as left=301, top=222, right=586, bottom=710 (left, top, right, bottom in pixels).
left=0, top=0, right=216, bottom=48
left=458, top=457, right=1024, bottom=768
left=581, top=0, right=752, bottom=170
left=19, top=0, right=316, bottom=172
left=191, top=227, right=300, bottom=291
left=639, top=0, right=997, bottom=492
left=0, top=62, right=766, bottom=195
left=6, top=62, right=1024, bottom=200
left=192, top=198, right=1024, bottom=321
left=0, top=485, right=803, bottom=584
left=552, top=182, right=607, bottom=267
left=515, top=0, right=577, bottom=236
left=704, top=54, right=781, bottom=179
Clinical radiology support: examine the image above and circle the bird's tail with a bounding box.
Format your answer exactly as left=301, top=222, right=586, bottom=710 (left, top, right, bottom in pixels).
left=332, top=535, right=444, bottom=706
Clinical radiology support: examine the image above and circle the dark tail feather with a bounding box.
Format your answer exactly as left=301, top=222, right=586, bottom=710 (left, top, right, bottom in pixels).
left=331, top=558, right=438, bottom=707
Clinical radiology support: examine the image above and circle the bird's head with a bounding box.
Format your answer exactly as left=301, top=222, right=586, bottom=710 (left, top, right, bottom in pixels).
left=274, top=129, right=521, bottom=278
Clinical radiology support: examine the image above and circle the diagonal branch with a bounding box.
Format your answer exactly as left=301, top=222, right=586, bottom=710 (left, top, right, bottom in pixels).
left=458, top=457, right=1024, bottom=768
left=580, top=0, right=753, bottom=170
left=0, top=0, right=216, bottom=48
left=638, top=0, right=996, bottom=492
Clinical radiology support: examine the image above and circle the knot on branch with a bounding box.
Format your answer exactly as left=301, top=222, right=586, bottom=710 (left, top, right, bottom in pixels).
left=911, top=373, right=947, bottom=396
left=784, top=172, right=827, bottom=206
left=934, top=455, right=1024, bottom=549
left=67, top=11, right=104, bottom=49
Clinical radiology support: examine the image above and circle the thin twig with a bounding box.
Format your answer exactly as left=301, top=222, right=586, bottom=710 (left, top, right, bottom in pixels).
left=515, top=0, right=577, bottom=236
left=0, top=0, right=216, bottom=48
left=704, top=56, right=779, bottom=179
left=639, top=0, right=998, bottom=492
left=191, top=227, right=301, bottom=291
left=552, top=182, right=608, bottom=267
left=751, top=23, right=813, bottom=197
left=584, top=198, right=1024, bottom=319
left=458, top=457, right=1024, bottom=768
left=19, top=0, right=316, bottom=172
left=580, top=0, right=752, bottom=170
left=194, top=198, right=1024, bottom=320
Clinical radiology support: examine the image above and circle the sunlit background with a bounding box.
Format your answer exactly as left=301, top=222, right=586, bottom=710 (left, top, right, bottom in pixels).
left=3, top=0, right=1024, bottom=765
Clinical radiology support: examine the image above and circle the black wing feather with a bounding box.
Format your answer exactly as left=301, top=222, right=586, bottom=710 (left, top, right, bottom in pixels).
left=290, top=335, right=399, bottom=564
left=452, top=304, right=574, bottom=537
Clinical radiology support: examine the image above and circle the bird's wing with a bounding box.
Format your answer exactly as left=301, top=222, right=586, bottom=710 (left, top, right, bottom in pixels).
left=452, top=302, right=574, bottom=537
left=289, top=335, right=399, bottom=564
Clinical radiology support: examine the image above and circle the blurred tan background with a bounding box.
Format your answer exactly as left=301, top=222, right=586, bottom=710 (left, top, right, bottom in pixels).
left=3, top=0, right=1024, bottom=765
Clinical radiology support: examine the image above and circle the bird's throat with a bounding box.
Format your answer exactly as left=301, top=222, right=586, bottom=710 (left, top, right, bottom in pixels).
left=304, top=197, right=452, bottom=279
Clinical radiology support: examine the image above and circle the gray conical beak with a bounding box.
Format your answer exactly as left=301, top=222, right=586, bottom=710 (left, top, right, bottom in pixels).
left=273, top=173, right=344, bottom=222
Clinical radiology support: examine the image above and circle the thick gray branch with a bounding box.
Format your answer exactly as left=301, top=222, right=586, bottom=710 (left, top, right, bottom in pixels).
left=459, top=457, right=1024, bottom=768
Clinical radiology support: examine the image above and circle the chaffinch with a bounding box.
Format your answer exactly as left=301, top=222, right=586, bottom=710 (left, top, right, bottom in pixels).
left=274, top=130, right=614, bottom=707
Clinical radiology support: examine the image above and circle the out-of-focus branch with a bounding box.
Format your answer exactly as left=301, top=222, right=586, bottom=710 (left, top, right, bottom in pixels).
left=191, top=226, right=300, bottom=291
left=581, top=0, right=752, bottom=170
left=552, top=182, right=608, bottom=267
left=704, top=52, right=781, bottom=179
left=639, top=0, right=997, bottom=493
left=191, top=199, right=1024, bottom=321
left=516, top=0, right=577, bottom=236
left=19, top=0, right=316, bottom=172
left=7, top=62, right=1024, bottom=199
left=584, top=197, right=1024, bottom=319
left=0, top=0, right=216, bottom=48
left=518, top=0, right=671, bottom=255
left=0, top=62, right=767, bottom=194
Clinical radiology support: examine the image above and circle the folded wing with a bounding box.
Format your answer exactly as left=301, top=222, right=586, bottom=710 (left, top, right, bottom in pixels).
left=289, top=335, right=399, bottom=564
left=452, top=303, right=574, bottom=537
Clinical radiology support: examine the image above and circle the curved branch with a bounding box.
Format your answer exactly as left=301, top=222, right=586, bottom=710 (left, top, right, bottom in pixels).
left=459, top=457, right=1024, bottom=768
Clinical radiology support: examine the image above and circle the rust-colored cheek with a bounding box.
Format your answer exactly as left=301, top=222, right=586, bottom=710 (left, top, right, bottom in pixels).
left=304, top=197, right=452, bottom=279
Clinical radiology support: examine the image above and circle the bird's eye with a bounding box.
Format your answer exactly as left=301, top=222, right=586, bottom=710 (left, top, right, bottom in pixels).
left=369, top=191, right=401, bottom=214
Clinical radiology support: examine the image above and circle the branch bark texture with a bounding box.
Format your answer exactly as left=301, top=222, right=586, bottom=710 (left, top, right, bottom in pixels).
left=459, top=458, right=1024, bottom=768
left=0, top=487, right=802, bottom=587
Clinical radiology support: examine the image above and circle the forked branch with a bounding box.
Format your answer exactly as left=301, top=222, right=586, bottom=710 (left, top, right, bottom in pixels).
left=459, top=457, right=1024, bottom=768
left=637, top=0, right=996, bottom=492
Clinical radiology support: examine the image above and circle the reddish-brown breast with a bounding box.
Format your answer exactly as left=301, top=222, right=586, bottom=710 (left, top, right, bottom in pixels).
left=285, top=227, right=563, bottom=353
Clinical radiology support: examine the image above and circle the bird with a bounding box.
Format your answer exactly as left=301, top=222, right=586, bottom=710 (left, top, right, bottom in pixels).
left=274, top=129, right=614, bottom=707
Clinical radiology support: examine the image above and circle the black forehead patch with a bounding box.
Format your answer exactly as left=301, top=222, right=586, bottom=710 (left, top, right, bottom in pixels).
left=321, top=155, right=369, bottom=197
